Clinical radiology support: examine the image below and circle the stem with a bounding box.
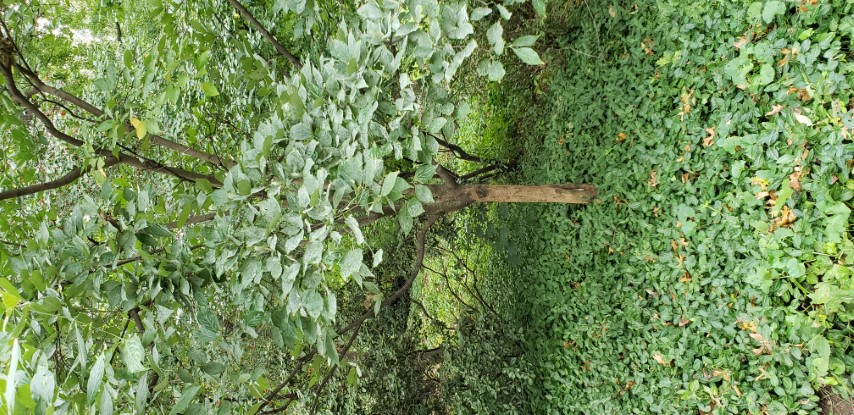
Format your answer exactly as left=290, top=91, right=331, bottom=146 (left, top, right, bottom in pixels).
left=227, top=0, right=303, bottom=68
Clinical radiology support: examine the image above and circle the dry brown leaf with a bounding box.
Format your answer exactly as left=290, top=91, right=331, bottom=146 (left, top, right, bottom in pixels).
left=678, top=316, right=690, bottom=327
left=652, top=353, right=668, bottom=366
left=641, top=38, right=654, bottom=55
left=648, top=169, right=658, bottom=187
left=776, top=206, right=797, bottom=227
left=765, top=104, right=784, bottom=116
left=789, top=173, right=802, bottom=192
left=750, top=332, right=773, bottom=355
left=617, top=132, right=627, bottom=142
left=679, top=272, right=691, bottom=282
left=733, top=37, right=747, bottom=49
left=703, top=127, right=716, bottom=147
left=608, top=5, right=616, bottom=17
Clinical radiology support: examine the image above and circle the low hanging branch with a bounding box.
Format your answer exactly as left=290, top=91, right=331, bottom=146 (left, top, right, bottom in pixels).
left=11, top=62, right=233, bottom=169
left=0, top=160, right=120, bottom=201
left=227, top=0, right=303, bottom=68
left=0, top=49, right=222, bottom=198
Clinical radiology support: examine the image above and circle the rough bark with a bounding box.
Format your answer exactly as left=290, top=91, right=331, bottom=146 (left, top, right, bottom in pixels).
left=427, top=183, right=597, bottom=216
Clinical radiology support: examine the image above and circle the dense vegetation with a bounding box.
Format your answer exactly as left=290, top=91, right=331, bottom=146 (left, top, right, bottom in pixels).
left=441, top=0, right=854, bottom=413
left=1, top=0, right=853, bottom=414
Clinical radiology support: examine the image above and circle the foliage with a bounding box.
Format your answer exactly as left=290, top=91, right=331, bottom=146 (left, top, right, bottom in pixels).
left=0, top=0, right=552, bottom=413
left=484, top=0, right=854, bottom=413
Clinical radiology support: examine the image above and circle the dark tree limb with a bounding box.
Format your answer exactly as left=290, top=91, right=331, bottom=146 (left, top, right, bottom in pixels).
left=11, top=62, right=233, bottom=168
left=429, top=133, right=484, bottom=163
left=0, top=60, right=221, bottom=191
left=0, top=159, right=120, bottom=201
left=227, top=0, right=303, bottom=68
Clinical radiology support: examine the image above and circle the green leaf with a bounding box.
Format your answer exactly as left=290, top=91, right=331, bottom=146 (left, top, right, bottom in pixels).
left=197, top=309, right=219, bottom=333
left=303, top=290, right=324, bottom=319
left=381, top=171, right=399, bottom=196
left=87, top=354, right=106, bottom=404
left=123, top=334, right=147, bottom=373
left=757, top=63, right=774, bottom=85
left=201, top=82, right=220, bottom=97
left=415, top=185, right=434, bottom=203
left=123, top=50, right=134, bottom=69
left=487, top=21, right=504, bottom=55
left=169, top=385, right=201, bottom=415
left=486, top=60, right=505, bottom=82
left=471, top=7, right=491, bottom=21
left=532, top=0, right=546, bottom=17
left=512, top=47, right=544, bottom=65
left=512, top=35, right=539, bottom=48
left=762, top=1, right=785, bottom=24
left=341, top=249, right=363, bottom=279
left=5, top=339, right=19, bottom=412
left=201, top=361, right=226, bottom=376
left=410, top=166, right=434, bottom=184
left=236, top=179, right=252, bottom=196
left=130, top=117, right=147, bottom=139
left=30, top=360, right=55, bottom=405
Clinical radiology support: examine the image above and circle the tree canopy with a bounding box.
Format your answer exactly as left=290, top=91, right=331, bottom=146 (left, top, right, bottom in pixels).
left=0, top=0, right=588, bottom=413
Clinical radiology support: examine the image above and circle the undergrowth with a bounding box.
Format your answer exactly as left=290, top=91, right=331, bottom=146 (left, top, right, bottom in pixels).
left=467, top=0, right=853, bottom=413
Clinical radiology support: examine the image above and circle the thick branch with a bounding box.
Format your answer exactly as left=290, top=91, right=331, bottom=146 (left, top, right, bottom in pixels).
left=0, top=62, right=220, bottom=188
left=13, top=62, right=232, bottom=168
left=227, top=0, right=303, bottom=68
left=0, top=159, right=121, bottom=201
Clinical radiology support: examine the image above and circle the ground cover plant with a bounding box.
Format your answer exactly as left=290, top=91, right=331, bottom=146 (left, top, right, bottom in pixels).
left=0, top=0, right=590, bottom=413
left=480, top=0, right=854, bottom=413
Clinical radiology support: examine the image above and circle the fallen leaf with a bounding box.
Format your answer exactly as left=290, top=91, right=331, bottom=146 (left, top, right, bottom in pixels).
left=608, top=5, right=616, bottom=17
left=765, top=105, right=784, bottom=116
left=617, top=132, right=627, bottom=142
left=648, top=169, right=658, bottom=187
left=749, top=332, right=773, bottom=355
left=793, top=112, right=813, bottom=126
left=679, top=272, right=691, bottom=282
left=776, top=206, right=796, bottom=227
left=641, top=38, right=654, bottom=55
left=733, top=37, right=747, bottom=49
left=789, top=173, right=801, bottom=192
left=703, top=127, right=715, bottom=147
left=678, top=316, right=690, bottom=327
left=652, top=353, right=668, bottom=366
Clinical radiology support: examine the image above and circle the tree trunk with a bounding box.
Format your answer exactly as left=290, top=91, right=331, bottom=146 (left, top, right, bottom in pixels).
left=427, top=183, right=596, bottom=215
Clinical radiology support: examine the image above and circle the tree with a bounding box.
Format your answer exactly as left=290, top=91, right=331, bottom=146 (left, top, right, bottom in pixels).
left=0, top=0, right=593, bottom=413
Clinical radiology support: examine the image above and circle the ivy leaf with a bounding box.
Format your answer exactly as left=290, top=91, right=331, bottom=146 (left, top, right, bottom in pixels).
left=757, top=63, right=774, bottom=85
left=762, top=1, right=785, bottom=24
left=512, top=47, right=544, bottom=65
